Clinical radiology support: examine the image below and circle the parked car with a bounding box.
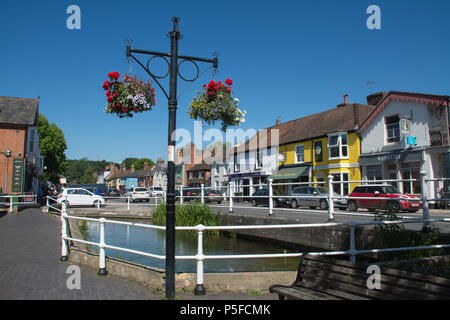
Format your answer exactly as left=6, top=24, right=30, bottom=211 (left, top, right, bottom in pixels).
left=57, top=188, right=106, bottom=207
left=347, top=184, right=421, bottom=213
left=288, top=186, right=347, bottom=210
left=148, top=186, right=165, bottom=198
left=126, top=187, right=150, bottom=202
left=184, top=187, right=201, bottom=201
left=106, top=188, right=120, bottom=197
left=249, top=188, right=289, bottom=207
left=204, top=189, right=224, bottom=203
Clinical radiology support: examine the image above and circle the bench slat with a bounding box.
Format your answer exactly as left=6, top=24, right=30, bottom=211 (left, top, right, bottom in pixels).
left=270, top=285, right=339, bottom=300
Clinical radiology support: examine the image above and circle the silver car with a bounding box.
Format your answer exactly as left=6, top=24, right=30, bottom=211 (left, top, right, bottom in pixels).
left=289, top=186, right=347, bottom=210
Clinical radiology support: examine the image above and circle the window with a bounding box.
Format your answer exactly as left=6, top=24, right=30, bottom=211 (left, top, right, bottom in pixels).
left=234, top=154, right=240, bottom=172
left=255, top=150, right=263, bottom=169
left=295, top=145, right=304, bottom=163
left=198, top=171, right=204, bottom=179
left=385, top=115, right=400, bottom=143
left=328, top=134, right=348, bottom=159
left=189, top=172, right=194, bottom=179
left=367, top=165, right=382, bottom=181
left=401, top=162, right=421, bottom=194
left=331, top=172, right=350, bottom=195
left=29, top=129, right=35, bottom=153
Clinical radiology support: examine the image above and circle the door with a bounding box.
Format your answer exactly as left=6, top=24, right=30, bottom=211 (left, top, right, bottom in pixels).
left=366, top=186, right=382, bottom=209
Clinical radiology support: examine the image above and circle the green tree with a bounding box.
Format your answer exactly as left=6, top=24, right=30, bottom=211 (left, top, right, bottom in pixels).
left=38, top=114, right=67, bottom=183
left=122, top=157, right=138, bottom=170
left=133, top=158, right=155, bottom=170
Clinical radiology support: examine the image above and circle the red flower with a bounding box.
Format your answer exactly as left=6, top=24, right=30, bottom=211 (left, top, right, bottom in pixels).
left=108, top=72, right=120, bottom=80
left=107, top=96, right=112, bottom=103
left=225, top=78, right=233, bottom=86
left=106, top=91, right=111, bottom=97
left=102, top=81, right=110, bottom=90
left=226, top=87, right=231, bottom=92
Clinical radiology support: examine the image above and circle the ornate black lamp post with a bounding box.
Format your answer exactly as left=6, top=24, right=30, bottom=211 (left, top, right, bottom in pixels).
left=126, top=17, right=218, bottom=300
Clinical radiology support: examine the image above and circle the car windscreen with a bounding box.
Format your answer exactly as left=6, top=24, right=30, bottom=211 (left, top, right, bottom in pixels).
left=135, top=188, right=147, bottom=192
left=315, top=187, right=328, bottom=194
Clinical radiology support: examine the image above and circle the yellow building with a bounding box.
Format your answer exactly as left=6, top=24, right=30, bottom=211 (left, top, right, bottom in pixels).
left=269, top=101, right=376, bottom=196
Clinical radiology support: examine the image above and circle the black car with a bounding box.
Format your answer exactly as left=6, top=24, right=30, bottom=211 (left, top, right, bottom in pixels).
left=184, top=187, right=201, bottom=201
left=249, top=188, right=288, bottom=207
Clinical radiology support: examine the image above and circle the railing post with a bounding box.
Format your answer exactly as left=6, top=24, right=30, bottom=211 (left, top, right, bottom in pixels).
left=9, top=196, right=13, bottom=214
left=60, top=201, right=69, bottom=261
left=180, top=185, right=184, bottom=205
left=46, top=196, right=50, bottom=213
left=194, top=224, right=206, bottom=295
left=127, top=196, right=130, bottom=211
left=229, top=181, right=233, bottom=212
left=201, top=184, right=204, bottom=204
left=268, top=179, right=274, bottom=216
left=327, top=175, right=335, bottom=221
left=348, top=220, right=356, bottom=263
left=97, top=218, right=107, bottom=276
left=420, top=171, right=430, bottom=230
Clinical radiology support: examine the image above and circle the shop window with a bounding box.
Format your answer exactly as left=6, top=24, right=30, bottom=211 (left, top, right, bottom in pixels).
left=331, top=172, right=350, bottom=195
left=401, top=162, right=421, bottom=194
left=385, top=115, right=400, bottom=143
left=367, top=165, right=382, bottom=181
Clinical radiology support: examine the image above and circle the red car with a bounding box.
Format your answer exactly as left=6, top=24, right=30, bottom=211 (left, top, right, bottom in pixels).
left=347, top=184, right=421, bottom=213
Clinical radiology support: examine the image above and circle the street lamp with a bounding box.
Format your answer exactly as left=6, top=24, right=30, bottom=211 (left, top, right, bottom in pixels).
left=125, top=17, right=218, bottom=300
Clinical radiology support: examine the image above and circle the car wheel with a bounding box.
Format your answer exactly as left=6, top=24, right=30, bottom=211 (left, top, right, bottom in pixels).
left=348, top=200, right=358, bottom=212
left=93, top=200, right=100, bottom=207
left=319, top=199, right=328, bottom=210
left=291, top=199, right=298, bottom=209
left=387, top=201, right=400, bottom=213
left=252, top=199, right=257, bottom=207
left=217, top=201, right=222, bottom=204
left=274, top=200, right=279, bottom=207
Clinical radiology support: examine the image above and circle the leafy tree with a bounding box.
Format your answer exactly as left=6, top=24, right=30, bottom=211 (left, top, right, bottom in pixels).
left=133, top=158, right=155, bottom=170
left=122, top=157, right=138, bottom=170
left=38, top=114, right=67, bottom=183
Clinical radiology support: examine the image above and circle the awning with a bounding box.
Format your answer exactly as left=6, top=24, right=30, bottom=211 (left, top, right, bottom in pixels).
left=268, top=166, right=308, bottom=181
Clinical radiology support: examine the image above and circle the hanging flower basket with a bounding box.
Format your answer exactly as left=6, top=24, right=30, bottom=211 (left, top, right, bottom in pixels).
left=102, top=72, right=156, bottom=118
left=188, top=78, right=246, bottom=131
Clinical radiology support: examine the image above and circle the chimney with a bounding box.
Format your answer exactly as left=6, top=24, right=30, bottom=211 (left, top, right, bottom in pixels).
left=157, top=158, right=165, bottom=166
left=344, top=94, right=349, bottom=104
left=131, top=164, right=135, bottom=173
left=366, top=92, right=387, bottom=106
left=275, top=116, right=281, bottom=126
left=120, top=163, right=126, bottom=171
left=143, top=162, right=148, bottom=170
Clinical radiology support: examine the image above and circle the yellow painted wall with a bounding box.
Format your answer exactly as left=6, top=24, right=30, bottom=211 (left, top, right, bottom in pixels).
left=277, top=132, right=362, bottom=194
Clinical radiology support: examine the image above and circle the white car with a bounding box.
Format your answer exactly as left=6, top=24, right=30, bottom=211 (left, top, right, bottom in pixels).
left=57, top=188, right=106, bottom=207
left=148, top=186, right=165, bottom=198
left=126, top=187, right=150, bottom=202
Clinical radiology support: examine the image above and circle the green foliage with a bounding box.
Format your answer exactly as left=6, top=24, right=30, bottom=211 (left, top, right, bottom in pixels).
left=78, top=220, right=89, bottom=241
left=133, top=158, right=155, bottom=170
left=371, top=210, right=441, bottom=261
left=122, top=157, right=138, bottom=170
left=38, top=113, right=68, bottom=183
left=66, top=158, right=112, bottom=184
left=152, top=201, right=221, bottom=240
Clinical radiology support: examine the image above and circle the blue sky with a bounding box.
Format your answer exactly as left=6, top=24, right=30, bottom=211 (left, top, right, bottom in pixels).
left=1, top=0, right=449, bottom=164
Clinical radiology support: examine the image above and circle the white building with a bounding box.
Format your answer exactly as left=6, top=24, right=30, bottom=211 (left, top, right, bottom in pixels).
left=359, top=91, right=450, bottom=204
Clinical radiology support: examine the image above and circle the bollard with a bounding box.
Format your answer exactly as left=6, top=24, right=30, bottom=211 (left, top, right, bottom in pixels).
left=348, top=220, right=356, bottom=263
left=201, top=184, right=204, bottom=204
left=60, top=202, right=69, bottom=261
left=194, top=224, right=206, bottom=295
left=97, top=218, right=107, bottom=276
left=268, top=179, right=274, bottom=215
left=420, top=171, right=430, bottom=231
left=327, top=175, right=335, bottom=221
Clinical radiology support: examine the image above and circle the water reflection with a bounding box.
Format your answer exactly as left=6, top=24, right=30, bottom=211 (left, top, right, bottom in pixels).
left=86, top=220, right=302, bottom=273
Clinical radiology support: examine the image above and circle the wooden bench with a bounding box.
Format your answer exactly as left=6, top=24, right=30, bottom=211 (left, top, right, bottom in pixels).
left=269, top=255, right=450, bottom=300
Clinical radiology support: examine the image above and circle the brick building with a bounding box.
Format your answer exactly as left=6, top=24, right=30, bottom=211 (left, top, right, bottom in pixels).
left=0, top=96, right=43, bottom=194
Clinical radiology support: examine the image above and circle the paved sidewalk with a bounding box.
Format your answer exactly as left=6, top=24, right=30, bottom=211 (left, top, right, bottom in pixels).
left=0, top=208, right=277, bottom=300
left=0, top=208, right=157, bottom=300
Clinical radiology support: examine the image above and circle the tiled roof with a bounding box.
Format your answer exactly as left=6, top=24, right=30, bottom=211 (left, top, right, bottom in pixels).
left=0, top=96, right=39, bottom=126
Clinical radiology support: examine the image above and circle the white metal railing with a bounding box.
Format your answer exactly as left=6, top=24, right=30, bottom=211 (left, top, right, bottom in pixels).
left=58, top=200, right=450, bottom=295
left=1, top=194, right=38, bottom=213
left=171, top=172, right=450, bottom=231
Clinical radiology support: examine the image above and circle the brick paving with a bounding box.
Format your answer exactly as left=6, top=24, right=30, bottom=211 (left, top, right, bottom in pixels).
left=0, top=208, right=155, bottom=300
